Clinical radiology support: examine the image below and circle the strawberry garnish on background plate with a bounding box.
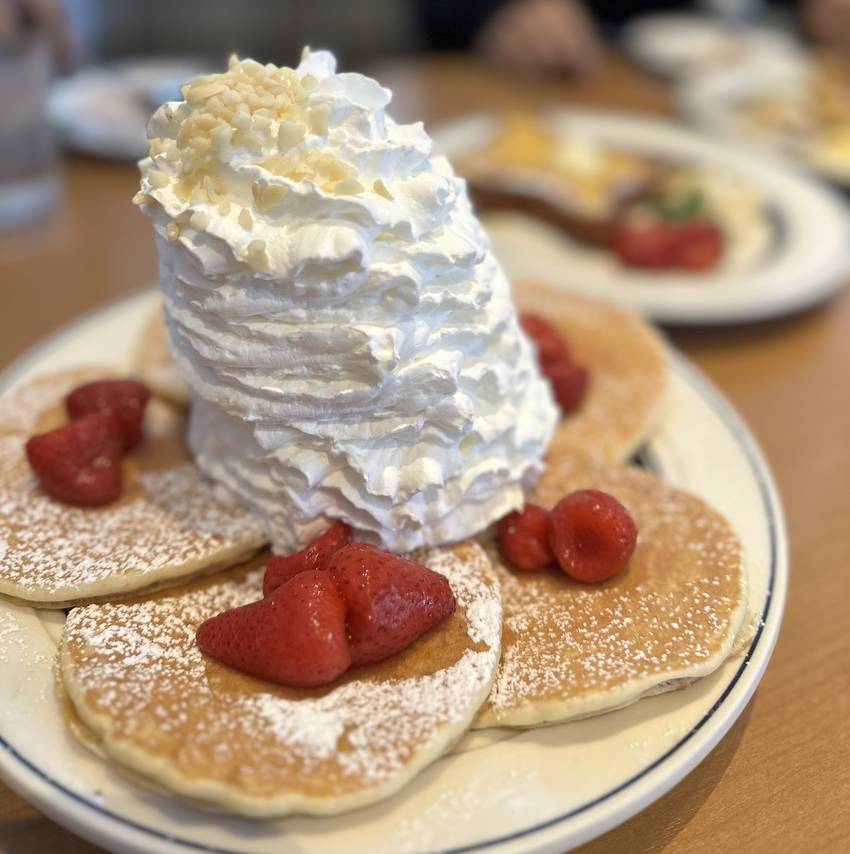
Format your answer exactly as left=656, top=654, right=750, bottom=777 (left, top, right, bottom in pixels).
left=328, top=543, right=456, bottom=666
left=25, top=413, right=124, bottom=506
left=196, top=570, right=351, bottom=689
left=611, top=221, right=723, bottom=272
left=674, top=223, right=724, bottom=271
left=263, top=520, right=352, bottom=596
left=66, top=379, right=151, bottom=450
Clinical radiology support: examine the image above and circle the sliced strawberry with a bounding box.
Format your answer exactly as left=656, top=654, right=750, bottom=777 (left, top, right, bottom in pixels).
left=66, top=379, right=151, bottom=450
left=612, top=222, right=676, bottom=269
left=546, top=360, right=588, bottom=414
left=263, top=520, right=352, bottom=597
left=328, top=543, right=456, bottom=666
left=673, top=223, right=724, bottom=271
left=520, top=313, right=571, bottom=367
left=196, top=570, right=351, bottom=688
left=612, top=221, right=723, bottom=272
left=25, top=413, right=123, bottom=507
left=498, top=504, right=554, bottom=572
left=549, top=489, right=637, bottom=584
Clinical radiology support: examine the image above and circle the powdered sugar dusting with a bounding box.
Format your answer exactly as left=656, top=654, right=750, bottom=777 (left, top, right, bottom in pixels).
left=62, top=542, right=501, bottom=806
left=481, top=456, right=746, bottom=724
left=0, top=370, right=266, bottom=602
left=253, top=698, right=345, bottom=762
left=0, top=452, right=265, bottom=599
left=0, top=367, right=106, bottom=436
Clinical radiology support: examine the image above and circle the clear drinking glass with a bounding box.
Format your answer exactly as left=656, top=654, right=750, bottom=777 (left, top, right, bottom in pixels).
left=0, top=36, right=61, bottom=230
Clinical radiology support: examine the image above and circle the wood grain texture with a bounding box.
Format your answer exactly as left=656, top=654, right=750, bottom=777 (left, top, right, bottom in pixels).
left=1, top=54, right=848, bottom=853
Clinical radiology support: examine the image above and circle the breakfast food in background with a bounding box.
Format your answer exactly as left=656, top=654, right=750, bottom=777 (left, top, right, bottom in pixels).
left=609, top=166, right=770, bottom=273
left=733, top=54, right=850, bottom=180
left=457, top=112, right=773, bottom=275
left=133, top=51, right=558, bottom=556
left=459, top=112, right=659, bottom=248
left=0, top=368, right=266, bottom=608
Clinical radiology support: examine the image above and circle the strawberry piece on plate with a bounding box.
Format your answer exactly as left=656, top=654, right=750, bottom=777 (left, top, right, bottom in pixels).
left=520, top=313, right=571, bottom=367
left=66, top=379, right=151, bottom=450
left=612, top=222, right=677, bottom=270
left=612, top=221, right=723, bottom=272
left=263, top=520, right=352, bottom=596
left=498, top=504, right=554, bottom=572
left=549, top=489, right=637, bottom=583
left=328, top=543, right=456, bottom=666
left=546, top=360, right=588, bottom=414
left=674, top=223, right=724, bottom=271
left=519, top=313, right=588, bottom=414
left=196, top=570, right=351, bottom=688
left=25, top=413, right=124, bottom=507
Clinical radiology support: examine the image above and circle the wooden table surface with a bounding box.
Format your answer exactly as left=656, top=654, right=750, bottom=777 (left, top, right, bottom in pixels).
left=1, top=54, right=849, bottom=854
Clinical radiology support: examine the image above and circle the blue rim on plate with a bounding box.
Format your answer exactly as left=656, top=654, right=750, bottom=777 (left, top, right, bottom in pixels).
left=0, top=294, right=786, bottom=854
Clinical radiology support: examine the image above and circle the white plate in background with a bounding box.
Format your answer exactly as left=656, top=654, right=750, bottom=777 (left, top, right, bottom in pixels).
left=680, top=64, right=850, bottom=188
left=49, top=59, right=209, bottom=160
left=433, top=110, right=850, bottom=324
left=623, top=13, right=804, bottom=80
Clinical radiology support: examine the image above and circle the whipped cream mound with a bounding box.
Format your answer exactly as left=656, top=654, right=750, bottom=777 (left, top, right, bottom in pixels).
left=135, top=48, right=558, bottom=553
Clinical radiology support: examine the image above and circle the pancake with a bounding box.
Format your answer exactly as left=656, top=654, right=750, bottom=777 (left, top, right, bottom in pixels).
left=457, top=112, right=660, bottom=245
left=60, top=542, right=502, bottom=817
left=134, top=301, right=189, bottom=408
left=476, top=453, right=748, bottom=729
left=0, top=368, right=267, bottom=608
left=514, top=281, right=668, bottom=463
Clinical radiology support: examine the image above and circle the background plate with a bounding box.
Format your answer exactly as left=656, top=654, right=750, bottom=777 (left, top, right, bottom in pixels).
left=48, top=59, right=209, bottom=160
left=0, top=291, right=786, bottom=853
left=622, top=13, right=804, bottom=80
left=433, top=110, right=850, bottom=324
left=680, top=65, right=850, bottom=189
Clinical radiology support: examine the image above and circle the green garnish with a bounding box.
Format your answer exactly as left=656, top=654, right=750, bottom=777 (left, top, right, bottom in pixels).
left=652, top=188, right=705, bottom=222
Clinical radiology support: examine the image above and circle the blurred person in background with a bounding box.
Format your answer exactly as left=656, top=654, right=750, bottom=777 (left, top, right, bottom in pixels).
left=422, top=0, right=850, bottom=76
left=0, top=0, right=74, bottom=66
left=17, top=0, right=850, bottom=77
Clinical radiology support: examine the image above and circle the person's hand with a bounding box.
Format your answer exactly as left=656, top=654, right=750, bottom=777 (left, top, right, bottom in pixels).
left=475, top=0, right=604, bottom=77
left=803, top=0, right=850, bottom=50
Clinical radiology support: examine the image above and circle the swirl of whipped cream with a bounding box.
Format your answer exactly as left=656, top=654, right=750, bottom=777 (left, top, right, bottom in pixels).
left=135, top=49, right=558, bottom=552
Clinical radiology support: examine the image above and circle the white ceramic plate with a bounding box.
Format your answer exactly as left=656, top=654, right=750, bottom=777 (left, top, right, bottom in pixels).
left=622, top=13, right=804, bottom=80
left=432, top=110, right=850, bottom=324
left=0, top=291, right=787, bottom=853
left=48, top=60, right=209, bottom=160
left=680, top=65, right=850, bottom=188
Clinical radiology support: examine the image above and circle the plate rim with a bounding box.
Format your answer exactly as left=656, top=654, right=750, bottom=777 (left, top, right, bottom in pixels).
left=0, top=292, right=788, bottom=854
